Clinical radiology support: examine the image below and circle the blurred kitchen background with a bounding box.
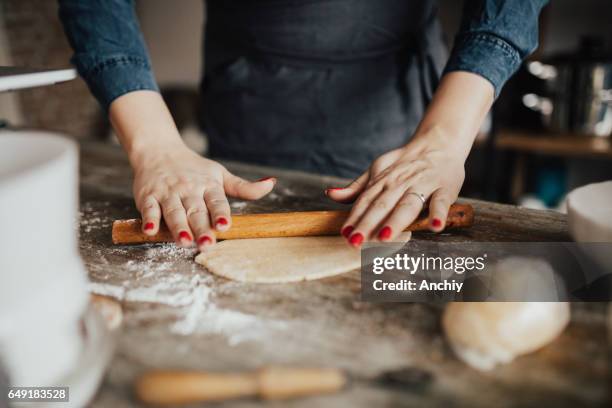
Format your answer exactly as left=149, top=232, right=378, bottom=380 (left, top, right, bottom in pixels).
left=1, top=0, right=611, bottom=210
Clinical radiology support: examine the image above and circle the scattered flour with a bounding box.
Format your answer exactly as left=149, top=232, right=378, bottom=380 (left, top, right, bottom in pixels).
left=79, top=201, right=112, bottom=233
left=266, top=192, right=280, bottom=201
left=278, top=186, right=298, bottom=197
left=88, top=281, right=126, bottom=299
left=169, top=275, right=286, bottom=345
left=230, top=201, right=248, bottom=210
left=88, top=272, right=197, bottom=307
left=80, top=202, right=286, bottom=345
left=87, top=244, right=286, bottom=345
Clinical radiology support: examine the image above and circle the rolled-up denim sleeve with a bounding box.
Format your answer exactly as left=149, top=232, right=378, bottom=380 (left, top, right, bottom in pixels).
left=444, top=0, right=548, bottom=97
left=58, top=0, right=159, bottom=111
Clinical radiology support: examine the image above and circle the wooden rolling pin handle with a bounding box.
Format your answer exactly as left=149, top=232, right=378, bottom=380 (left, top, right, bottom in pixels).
left=135, top=371, right=257, bottom=405
left=258, top=367, right=347, bottom=400
left=134, top=367, right=346, bottom=405
left=113, top=204, right=473, bottom=245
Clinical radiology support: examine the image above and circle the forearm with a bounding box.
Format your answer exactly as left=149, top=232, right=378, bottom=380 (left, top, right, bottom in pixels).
left=411, top=71, right=494, bottom=158
left=444, top=0, right=548, bottom=97
left=59, top=0, right=158, bottom=111
left=109, top=90, right=186, bottom=167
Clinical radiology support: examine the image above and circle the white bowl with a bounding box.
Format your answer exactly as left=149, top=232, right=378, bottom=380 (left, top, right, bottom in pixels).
left=0, top=130, right=88, bottom=387
left=47, top=304, right=115, bottom=408
left=567, top=181, right=612, bottom=284
left=567, top=181, right=612, bottom=243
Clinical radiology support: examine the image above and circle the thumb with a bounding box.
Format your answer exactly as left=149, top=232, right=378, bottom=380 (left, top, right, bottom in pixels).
left=325, top=170, right=369, bottom=204
left=223, top=170, right=276, bottom=200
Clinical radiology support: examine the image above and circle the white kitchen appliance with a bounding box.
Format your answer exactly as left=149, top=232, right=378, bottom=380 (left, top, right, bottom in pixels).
left=0, top=66, right=76, bottom=92
left=0, top=67, right=113, bottom=407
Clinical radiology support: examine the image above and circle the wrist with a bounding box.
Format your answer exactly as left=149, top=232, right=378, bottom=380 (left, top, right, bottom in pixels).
left=107, top=90, right=188, bottom=168
left=406, top=71, right=494, bottom=159
left=127, top=133, right=187, bottom=170
left=409, top=124, right=472, bottom=159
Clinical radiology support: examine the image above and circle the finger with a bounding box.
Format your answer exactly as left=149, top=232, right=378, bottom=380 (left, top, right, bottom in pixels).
left=341, top=181, right=385, bottom=246
left=204, top=186, right=231, bottom=231
left=325, top=170, right=369, bottom=204
left=381, top=190, right=430, bottom=241
left=224, top=170, right=276, bottom=200
left=352, top=188, right=406, bottom=241
left=182, top=195, right=215, bottom=250
left=428, top=189, right=453, bottom=232
left=139, top=195, right=161, bottom=236
left=160, top=194, right=193, bottom=247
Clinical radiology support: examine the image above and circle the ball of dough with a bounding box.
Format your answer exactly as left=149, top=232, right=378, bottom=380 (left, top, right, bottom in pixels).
left=487, top=256, right=567, bottom=301
left=443, top=302, right=570, bottom=370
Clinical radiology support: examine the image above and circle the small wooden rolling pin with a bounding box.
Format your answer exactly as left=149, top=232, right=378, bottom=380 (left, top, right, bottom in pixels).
left=134, top=367, right=347, bottom=405
left=112, top=203, right=473, bottom=244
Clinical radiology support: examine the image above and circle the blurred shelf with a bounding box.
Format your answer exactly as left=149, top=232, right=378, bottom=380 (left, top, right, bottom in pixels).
left=496, top=129, right=612, bottom=159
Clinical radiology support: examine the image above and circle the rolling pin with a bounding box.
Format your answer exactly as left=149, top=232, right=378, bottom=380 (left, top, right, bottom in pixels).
left=112, top=203, right=473, bottom=245
left=134, top=367, right=347, bottom=405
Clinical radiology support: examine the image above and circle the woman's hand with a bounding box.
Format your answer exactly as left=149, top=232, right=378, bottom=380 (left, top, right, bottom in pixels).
left=109, top=90, right=275, bottom=251
left=132, top=144, right=275, bottom=249
left=327, top=71, right=494, bottom=246
left=326, top=127, right=465, bottom=245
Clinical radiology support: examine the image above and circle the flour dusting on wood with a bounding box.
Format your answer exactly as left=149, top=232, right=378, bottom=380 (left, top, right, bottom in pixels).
left=85, top=238, right=286, bottom=345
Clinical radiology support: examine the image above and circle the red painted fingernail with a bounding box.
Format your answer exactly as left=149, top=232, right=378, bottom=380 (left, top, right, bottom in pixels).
left=257, top=177, right=276, bottom=182
left=432, top=218, right=442, bottom=228
left=178, top=231, right=192, bottom=242
left=341, top=225, right=354, bottom=238
left=378, top=226, right=392, bottom=240
left=144, top=222, right=155, bottom=231
left=349, top=232, right=364, bottom=247
left=325, top=187, right=344, bottom=195
left=197, top=235, right=212, bottom=247
left=217, top=217, right=228, bottom=226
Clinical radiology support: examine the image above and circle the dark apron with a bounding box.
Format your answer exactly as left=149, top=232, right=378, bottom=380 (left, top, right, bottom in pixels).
left=199, top=0, right=447, bottom=178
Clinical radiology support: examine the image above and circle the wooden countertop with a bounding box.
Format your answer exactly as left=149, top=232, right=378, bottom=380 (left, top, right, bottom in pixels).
left=80, top=143, right=609, bottom=408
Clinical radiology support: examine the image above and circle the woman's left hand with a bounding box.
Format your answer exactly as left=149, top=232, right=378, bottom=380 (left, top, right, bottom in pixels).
left=326, top=127, right=466, bottom=246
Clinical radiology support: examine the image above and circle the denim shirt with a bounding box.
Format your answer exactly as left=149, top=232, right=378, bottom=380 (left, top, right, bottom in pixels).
left=58, top=0, right=548, bottom=111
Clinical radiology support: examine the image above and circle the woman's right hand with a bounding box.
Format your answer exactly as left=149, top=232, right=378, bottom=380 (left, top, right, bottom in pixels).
left=109, top=90, right=275, bottom=251
left=131, top=144, right=275, bottom=250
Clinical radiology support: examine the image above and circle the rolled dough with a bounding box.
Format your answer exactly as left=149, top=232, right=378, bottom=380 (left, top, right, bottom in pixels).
left=195, top=233, right=411, bottom=283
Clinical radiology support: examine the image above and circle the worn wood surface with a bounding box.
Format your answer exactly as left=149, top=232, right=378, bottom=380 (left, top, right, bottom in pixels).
left=79, top=143, right=610, bottom=408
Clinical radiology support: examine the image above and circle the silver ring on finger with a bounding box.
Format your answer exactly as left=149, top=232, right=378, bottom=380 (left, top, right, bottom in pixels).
left=406, top=191, right=426, bottom=207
